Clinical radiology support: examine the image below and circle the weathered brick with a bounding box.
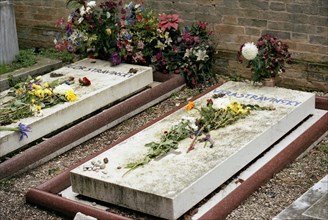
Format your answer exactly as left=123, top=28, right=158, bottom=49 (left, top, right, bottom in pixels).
left=291, top=33, right=308, bottom=41
left=215, top=25, right=245, bottom=34
left=222, top=16, right=238, bottom=25
left=238, top=18, right=267, bottom=27
left=293, top=24, right=316, bottom=34
left=289, top=14, right=309, bottom=24
left=239, top=0, right=269, bottom=10
left=316, top=26, right=327, bottom=36
left=267, top=11, right=291, bottom=22
left=268, top=21, right=293, bottom=31
left=245, top=27, right=261, bottom=36
left=309, top=36, right=328, bottom=45
left=296, top=43, right=328, bottom=54
left=261, top=30, right=291, bottom=40
left=308, top=16, right=327, bottom=26
left=286, top=4, right=319, bottom=15
left=269, top=2, right=286, bottom=11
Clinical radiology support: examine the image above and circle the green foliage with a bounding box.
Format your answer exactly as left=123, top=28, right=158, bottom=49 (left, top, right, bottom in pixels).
left=0, top=49, right=37, bottom=75
left=38, top=48, right=75, bottom=64
left=321, top=143, right=328, bottom=163
left=125, top=120, right=194, bottom=173
left=0, top=48, right=75, bottom=76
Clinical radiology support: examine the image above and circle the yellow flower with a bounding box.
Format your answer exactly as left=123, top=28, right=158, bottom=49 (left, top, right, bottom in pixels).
left=34, top=105, right=42, bottom=112
left=44, top=82, right=49, bottom=88
left=15, top=88, right=23, bottom=95
left=32, top=83, right=42, bottom=90
left=229, top=101, right=242, bottom=113
left=31, top=99, right=36, bottom=103
left=34, top=89, right=45, bottom=99
left=44, top=88, right=52, bottom=96
left=65, top=89, right=77, bottom=102
left=106, top=28, right=112, bottom=36
left=185, top=101, right=195, bottom=111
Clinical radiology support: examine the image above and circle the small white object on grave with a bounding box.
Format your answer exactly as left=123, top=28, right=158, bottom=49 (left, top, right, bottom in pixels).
left=70, top=81, right=315, bottom=219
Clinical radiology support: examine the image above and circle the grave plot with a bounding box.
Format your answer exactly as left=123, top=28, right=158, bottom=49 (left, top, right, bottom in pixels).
left=70, top=81, right=315, bottom=219
left=0, top=58, right=153, bottom=157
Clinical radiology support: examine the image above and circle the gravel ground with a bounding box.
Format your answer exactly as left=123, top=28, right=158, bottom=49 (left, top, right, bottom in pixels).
left=0, top=84, right=327, bottom=220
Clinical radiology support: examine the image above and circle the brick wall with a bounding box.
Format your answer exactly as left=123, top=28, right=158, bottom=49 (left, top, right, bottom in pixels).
left=12, top=0, right=328, bottom=91
left=13, top=0, right=69, bottom=48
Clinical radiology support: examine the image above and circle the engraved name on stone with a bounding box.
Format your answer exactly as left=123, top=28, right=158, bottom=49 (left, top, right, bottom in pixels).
left=65, top=64, right=135, bottom=78
left=214, top=89, right=302, bottom=107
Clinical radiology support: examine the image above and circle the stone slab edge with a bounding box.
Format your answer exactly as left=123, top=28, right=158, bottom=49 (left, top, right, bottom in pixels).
left=0, top=58, right=63, bottom=92
left=0, top=74, right=185, bottom=180
left=24, top=90, right=328, bottom=220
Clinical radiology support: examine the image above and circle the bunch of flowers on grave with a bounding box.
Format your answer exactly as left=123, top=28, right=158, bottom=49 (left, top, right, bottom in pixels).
left=125, top=98, right=274, bottom=173
left=117, top=2, right=158, bottom=65
left=55, top=0, right=215, bottom=87
left=152, top=16, right=215, bottom=87
left=55, top=0, right=123, bottom=63
left=0, top=75, right=77, bottom=127
left=237, top=34, right=292, bottom=83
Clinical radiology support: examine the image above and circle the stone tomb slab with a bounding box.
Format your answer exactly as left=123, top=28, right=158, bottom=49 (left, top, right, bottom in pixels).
left=70, top=81, right=315, bottom=219
left=0, top=59, right=153, bottom=157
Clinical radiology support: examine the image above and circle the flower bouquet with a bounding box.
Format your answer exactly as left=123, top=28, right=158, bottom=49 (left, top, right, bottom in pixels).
left=55, top=0, right=215, bottom=87
left=238, top=34, right=292, bottom=84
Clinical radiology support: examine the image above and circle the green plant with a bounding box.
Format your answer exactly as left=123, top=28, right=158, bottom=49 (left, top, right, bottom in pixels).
left=238, top=34, right=292, bottom=83
left=39, top=48, right=75, bottom=63
left=0, top=49, right=37, bottom=75
left=321, top=143, right=328, bottom=163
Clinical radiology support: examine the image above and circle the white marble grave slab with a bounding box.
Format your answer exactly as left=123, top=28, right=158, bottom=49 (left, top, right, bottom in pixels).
left=70, top=81, right=315, bottom=219
left=0, top=59, right=153, bottom=157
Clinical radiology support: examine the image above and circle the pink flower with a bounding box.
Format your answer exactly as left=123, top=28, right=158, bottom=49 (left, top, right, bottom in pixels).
left=197, top=21, right=208, bottom=30
left=158, top=14, right=183, bottom=31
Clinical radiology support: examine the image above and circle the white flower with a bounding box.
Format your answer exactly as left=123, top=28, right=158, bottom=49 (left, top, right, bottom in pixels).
left=78, top=17, right=84, bottom=24
left=53, top=84, right=72, bottom=95
left=194, top=49, right=209, bottom=61
left=165, top=37, right=172, bottom=45
left=87, top=1, right=96, bottom=7
left=241, top=42, right=258, bottom=60
left=184, top=48, right=193, bottom=58
left=80, top=6, right=86, bottom=16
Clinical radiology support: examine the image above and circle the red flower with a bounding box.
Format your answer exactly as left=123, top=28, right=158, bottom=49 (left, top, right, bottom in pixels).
left=158, top=14, right=183, bottom=31
left=79, top=77, right=91, bottom=86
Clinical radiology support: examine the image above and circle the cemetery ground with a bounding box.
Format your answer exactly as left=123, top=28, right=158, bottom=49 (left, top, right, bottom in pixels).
left=0, top=80, right=327, bottom=219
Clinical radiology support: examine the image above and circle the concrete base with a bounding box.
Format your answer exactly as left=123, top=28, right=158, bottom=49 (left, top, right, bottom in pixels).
left=273, top=174, right=328, bottom=220
left=70, top=81, right=315, bottom=219
left=0, top=58, right=153, bottom=157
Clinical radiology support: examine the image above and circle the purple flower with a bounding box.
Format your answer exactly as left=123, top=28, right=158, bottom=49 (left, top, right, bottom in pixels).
left=18, top=123, right=31, bottom=141
left=111, top=52, right=121, bottom=66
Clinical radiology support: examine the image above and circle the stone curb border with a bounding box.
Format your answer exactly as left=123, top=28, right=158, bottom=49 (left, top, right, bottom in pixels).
left=24, top=85, right=328, bottom=219
left=0, top=73, right=184, bottom=180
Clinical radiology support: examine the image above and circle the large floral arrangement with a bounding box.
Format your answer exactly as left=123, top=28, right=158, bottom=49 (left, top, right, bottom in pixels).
left=55, top=0, right=122, bottom=62
left=55, top=0, right=215, bottom=87
left=237, top=34, right=292, bottom=83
